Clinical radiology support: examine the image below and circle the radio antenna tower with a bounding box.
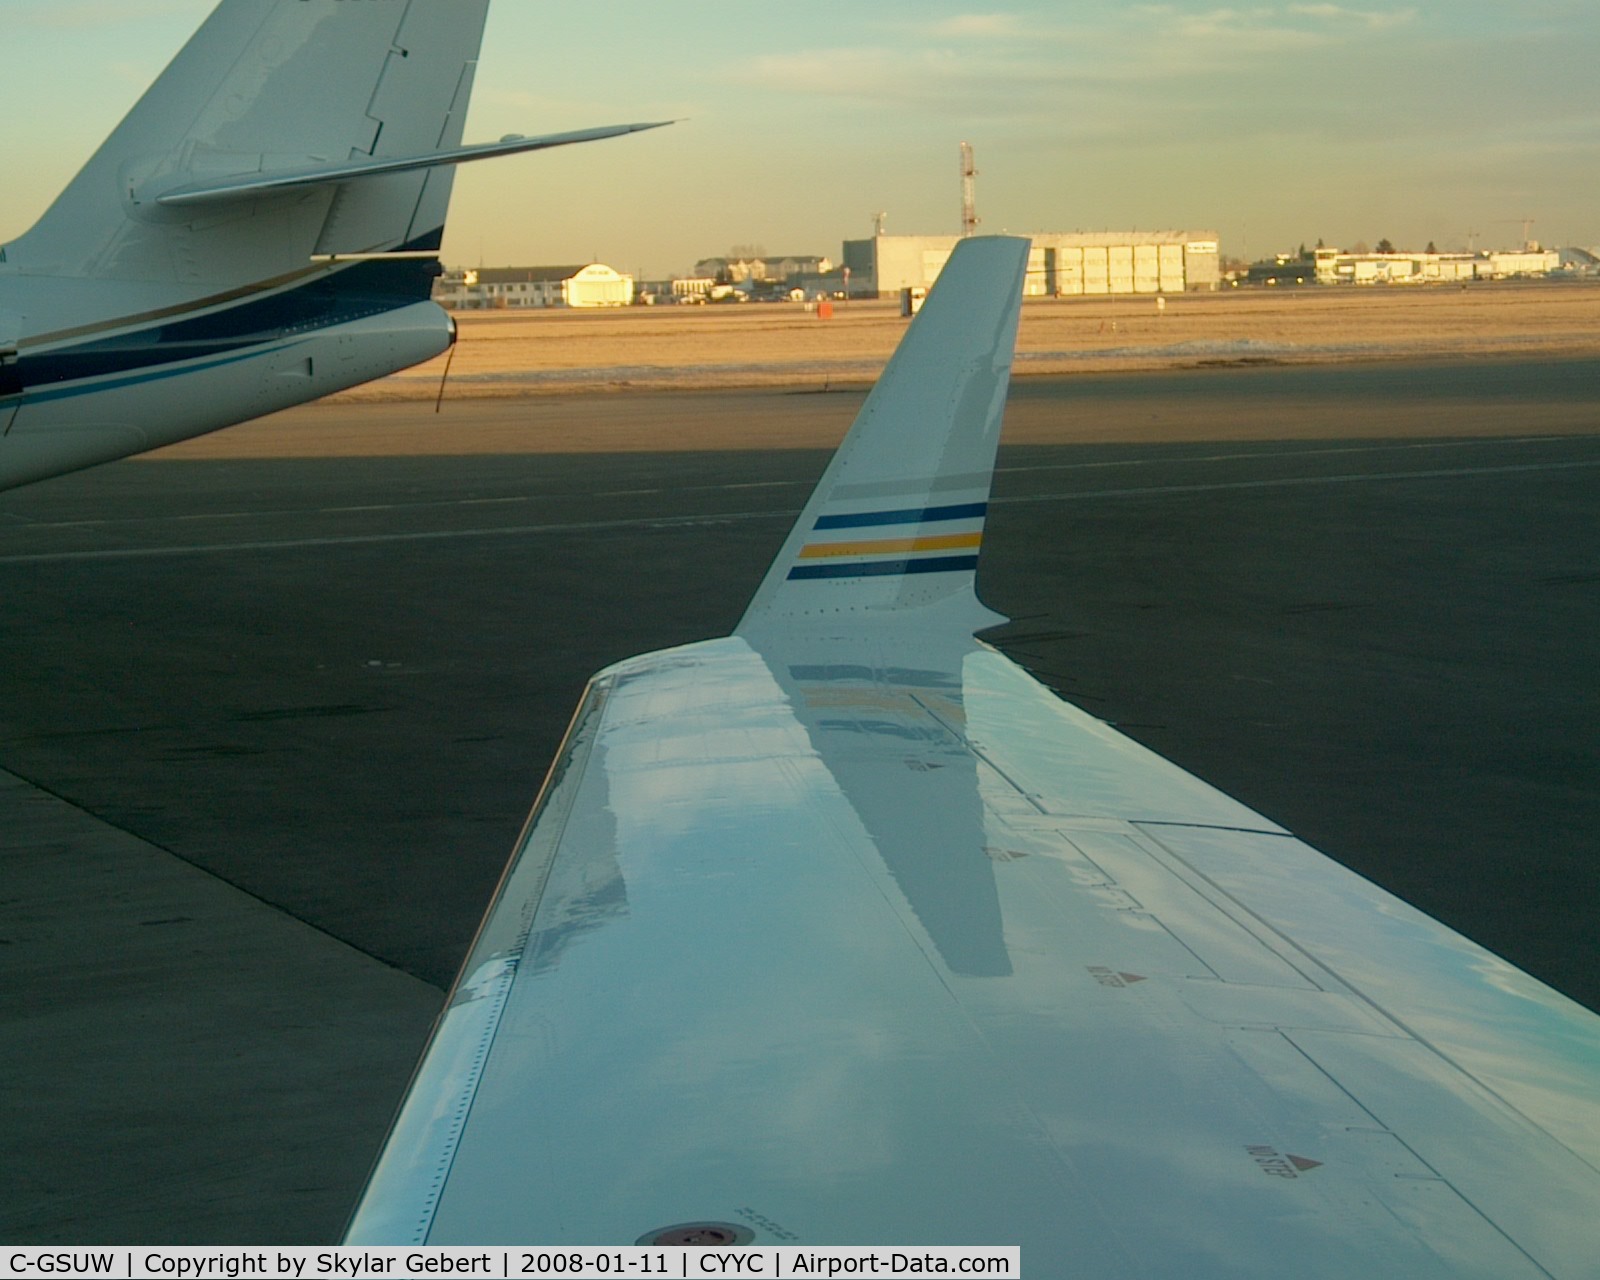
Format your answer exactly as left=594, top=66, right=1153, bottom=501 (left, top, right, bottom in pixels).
left=959, top=142, right=979, bottom=237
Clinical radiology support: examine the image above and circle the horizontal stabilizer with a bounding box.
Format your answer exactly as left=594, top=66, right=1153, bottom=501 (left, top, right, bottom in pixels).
left=153, top=122, right=674, bottom=208
left=736, top=235, right=1029, bottom=638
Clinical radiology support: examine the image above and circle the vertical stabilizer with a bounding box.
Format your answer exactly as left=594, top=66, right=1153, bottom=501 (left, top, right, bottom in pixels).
left=8, top=0, right=490, bottom=284
left=736, top=236, right=1029, bottom=639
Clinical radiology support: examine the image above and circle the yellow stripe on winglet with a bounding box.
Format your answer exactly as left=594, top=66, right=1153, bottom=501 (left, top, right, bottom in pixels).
left=797, top=531, right=984, bottom=560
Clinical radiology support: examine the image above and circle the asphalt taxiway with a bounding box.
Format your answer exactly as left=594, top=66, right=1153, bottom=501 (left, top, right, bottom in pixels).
left=2, top=357, right=1597, bottom=1242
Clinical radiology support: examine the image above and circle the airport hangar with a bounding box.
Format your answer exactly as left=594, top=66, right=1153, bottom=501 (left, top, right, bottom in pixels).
left=843, top=231, right=1222, bottom=298
left=435, top=263, right=635, bottom=309
left=426, top=235, right=1221, bottom=307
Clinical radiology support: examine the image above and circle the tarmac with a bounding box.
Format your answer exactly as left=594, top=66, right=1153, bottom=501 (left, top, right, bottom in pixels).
left=2, top=356, right=1597, bottom=1243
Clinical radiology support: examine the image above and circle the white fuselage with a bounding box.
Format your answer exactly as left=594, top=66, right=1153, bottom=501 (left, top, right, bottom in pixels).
left=0, top=267, right=452, bottom=491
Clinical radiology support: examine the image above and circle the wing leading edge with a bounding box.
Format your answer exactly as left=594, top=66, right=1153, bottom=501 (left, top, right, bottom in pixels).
left=347, top=237, right=1600, bottom=1274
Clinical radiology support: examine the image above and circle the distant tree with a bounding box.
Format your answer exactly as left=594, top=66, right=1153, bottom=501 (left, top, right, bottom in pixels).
left=1425, top=240, right=1438, bottom=254
left=1351, top=240, right=1370, bottom=255
left=1296, top=242, right=1310, bottom=261
left=1315, top=237, right=1325, bottom=249
left=1375, top=237, right=1396, bottom=254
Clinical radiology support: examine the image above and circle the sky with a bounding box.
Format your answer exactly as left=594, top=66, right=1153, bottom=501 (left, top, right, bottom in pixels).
left=3, top=1, right=1598, bottom=278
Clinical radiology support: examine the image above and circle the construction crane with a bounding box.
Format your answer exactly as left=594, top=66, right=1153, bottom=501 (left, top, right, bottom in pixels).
left=1496, top=217, right=1537, bottom=250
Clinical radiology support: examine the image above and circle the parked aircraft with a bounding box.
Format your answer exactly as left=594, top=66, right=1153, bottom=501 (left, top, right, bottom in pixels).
left=342, top=235, right=1600, bottom=1271
left=0, top=0, right=666, bottom=493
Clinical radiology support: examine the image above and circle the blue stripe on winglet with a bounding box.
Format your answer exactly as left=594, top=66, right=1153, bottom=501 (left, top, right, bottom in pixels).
left=786, top=554, right=980, bottom=581
left=812, top=502, right=987, bottom=531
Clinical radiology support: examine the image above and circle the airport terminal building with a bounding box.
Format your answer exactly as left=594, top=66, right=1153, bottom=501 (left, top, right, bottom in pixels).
left=843, top=232, right=1222, bottom=298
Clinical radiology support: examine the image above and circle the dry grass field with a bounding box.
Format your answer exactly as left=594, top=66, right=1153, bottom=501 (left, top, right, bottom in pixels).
left=349, top=280, right=1600, bottom=402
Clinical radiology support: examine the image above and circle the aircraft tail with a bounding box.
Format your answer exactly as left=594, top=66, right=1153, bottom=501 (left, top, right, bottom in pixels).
left=736, top=236, right=1030, bottom=640
left=8, top=0, right=491, bottom=287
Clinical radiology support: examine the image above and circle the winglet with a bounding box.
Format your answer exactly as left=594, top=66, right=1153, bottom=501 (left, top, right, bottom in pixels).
left=735, top=235, right=1029, bottom=639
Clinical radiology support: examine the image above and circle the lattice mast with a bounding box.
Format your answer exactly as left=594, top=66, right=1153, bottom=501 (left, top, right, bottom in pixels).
left=959, top=142, right=978, bottom=237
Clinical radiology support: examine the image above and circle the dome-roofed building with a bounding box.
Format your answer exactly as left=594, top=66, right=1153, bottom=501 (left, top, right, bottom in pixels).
left=436, top=263, right=634, bottom=309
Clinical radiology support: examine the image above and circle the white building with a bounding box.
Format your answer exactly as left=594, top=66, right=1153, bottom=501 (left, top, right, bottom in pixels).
left=1312, top=247, right=1561, bottom=285
left=1481, top=249, right=1562, bottom=278
left=693, top=254, right=833, bottom=284
left=435, top=263, right=635, bottom=309
left=842, top=232, right=1221, bottom=298
left=669, top=277, right=716, bottom=302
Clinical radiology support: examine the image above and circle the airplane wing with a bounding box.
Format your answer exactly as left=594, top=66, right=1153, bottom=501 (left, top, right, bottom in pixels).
left=345, top=237, right=1600, bottom=1274
left=151, top=122, right=673, bottom=209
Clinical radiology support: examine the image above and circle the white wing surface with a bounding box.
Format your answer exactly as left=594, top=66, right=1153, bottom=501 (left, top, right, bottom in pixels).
left=346, top=237, right=1600, bottom=1274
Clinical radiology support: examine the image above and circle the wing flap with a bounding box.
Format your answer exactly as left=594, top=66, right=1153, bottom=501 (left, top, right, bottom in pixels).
left=1286, top=1028, right=1600, bottom=1278
left=1145, top=823, right=1600, bottom=1170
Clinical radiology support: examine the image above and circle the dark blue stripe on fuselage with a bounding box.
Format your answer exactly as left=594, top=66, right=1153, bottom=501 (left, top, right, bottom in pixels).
left=22, top=346, right=292, bottom=406
left=812, top=502, right=988, bottom=531
left=787, top=554, right=980, bottom=580
left=16, top=229, right=443, bottom=395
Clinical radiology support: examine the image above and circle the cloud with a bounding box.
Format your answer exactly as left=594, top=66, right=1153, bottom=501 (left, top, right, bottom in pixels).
left=1122, top=5, right=1401, bottom=55
left=744, top=3, right=1426, bottom=114
left=926, top=13, right=1026, bottom=38
left=701, top=0, right=1595, bottom=175
left=1288, top=4, right=1419, bottom=29
left=735, top=47, right=966, bottom=97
